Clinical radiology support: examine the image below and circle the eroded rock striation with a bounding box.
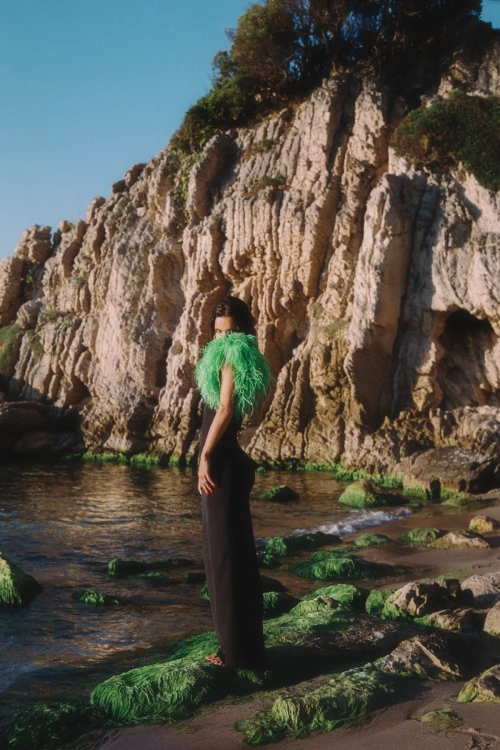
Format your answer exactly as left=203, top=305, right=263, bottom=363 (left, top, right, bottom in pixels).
left=1, top=31, right=500, bottom=483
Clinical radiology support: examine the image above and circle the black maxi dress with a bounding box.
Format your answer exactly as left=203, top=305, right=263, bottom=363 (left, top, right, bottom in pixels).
left=199, top=401, right=266, bottom=668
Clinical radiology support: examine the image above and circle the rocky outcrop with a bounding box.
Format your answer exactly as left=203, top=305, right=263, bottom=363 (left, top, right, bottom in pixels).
left=1, top=30, right=500, bottom=480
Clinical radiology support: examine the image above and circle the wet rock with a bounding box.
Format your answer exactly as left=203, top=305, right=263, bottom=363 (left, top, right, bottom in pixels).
left=353, top=533, right=392, bottom=547
left=398, top=528, right=448, bottom=544
left=381, top=579, right=473, bottom=620
left=440, top=492, right=484, bottom=507
left=71, top=589, right=125, bottom=605
left=469, top=514, right=499, bottom=533
left=483, top=600, right=500, bottom=636
left=338, top=479, right=403, bottom=508
left=413, top=707, right=463, bottom=733
left=462, top=571, right=500, bottom=606
left=458, top=663, right=500, bottom=703
left=413, top=607, right=478, bottom=630
left=304, top=583, right=370, bottom=609
left=258, top=484, right=299, bottom=502
left=429, top=530, right=492, bottom=549
left=0, top=552, right=43, bottom=605
left=263, top=530, right=341, bottom=557
left=107, top=557, right=193, bottom=576
left=287, top=551, right=403, bottom=581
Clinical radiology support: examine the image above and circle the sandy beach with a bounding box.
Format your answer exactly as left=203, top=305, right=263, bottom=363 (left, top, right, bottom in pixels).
left=88, top=493, right=500, bottom=750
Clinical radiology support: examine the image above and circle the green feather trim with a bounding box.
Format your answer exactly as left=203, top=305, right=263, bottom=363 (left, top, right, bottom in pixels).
left=194, top=332, right=273, bottom=420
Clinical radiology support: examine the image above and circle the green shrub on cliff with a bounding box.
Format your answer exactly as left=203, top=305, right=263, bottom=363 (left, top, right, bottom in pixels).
left=391, top=91, right=500, bottom=191
left=172, top=0, right=483, bottom=157
left=0, top=323, right=23, bottom=374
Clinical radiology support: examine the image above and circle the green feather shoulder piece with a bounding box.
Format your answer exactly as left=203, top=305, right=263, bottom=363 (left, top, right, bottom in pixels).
left=194, top=332, right=273, bottom=420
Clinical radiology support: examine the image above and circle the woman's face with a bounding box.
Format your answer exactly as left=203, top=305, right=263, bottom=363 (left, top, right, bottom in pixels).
left=213, top=316, right=238, bottom=338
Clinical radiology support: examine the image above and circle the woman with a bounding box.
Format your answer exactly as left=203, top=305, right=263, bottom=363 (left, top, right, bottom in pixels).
left=194, top=296, right=274, bottom=669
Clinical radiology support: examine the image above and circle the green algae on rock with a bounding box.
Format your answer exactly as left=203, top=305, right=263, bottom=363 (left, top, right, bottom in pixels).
left=258, top=485, right=299, bottom=502
left=338, top=480, right=404, bottom=508
left=263, top=591, right=301, bottom=617
left=256, top=550, right=281, bottom=568
left=0, top=552, right=43, bottom=606
left=0, top=700, right=106, bottom=750
left=458, top=664, right=500, bottom=703
left=237, top=663, right=400, bottom=744
left=353, top=533, right=392, bottom=547
left=429, top=530, right=491, bottom=549
left=287, top=552, right=404, bottom=582
left=412, top=706, right=463, bottom=733
left=71, top=589, right=125, bottom=606
left=236, top=627, right=473, bottom=746
left=398, top=528, right=448, bottom=545
left=469, top=515, right=499, bottom=533
left=440, top=492, right=484, bottom=507
left=263, top=531, right=342, bottom=558
left=379, top=579, right=473, bottom=621
left=107, top=556, right=193, bottom=576
left=365, top=587, right=396, bottom=615
left=304, top=583, right=370, bottom=609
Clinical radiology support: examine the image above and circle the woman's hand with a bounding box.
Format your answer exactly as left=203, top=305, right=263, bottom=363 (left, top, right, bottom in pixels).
left=198, top=454, right=216, bottom=496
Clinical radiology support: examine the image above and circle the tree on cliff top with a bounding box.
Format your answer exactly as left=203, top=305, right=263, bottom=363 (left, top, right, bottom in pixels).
left=172, top=0, right=484, bottom=155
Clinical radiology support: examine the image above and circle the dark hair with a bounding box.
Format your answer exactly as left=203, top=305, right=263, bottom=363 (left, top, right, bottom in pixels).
left=209, top=295, right=256, bottom=337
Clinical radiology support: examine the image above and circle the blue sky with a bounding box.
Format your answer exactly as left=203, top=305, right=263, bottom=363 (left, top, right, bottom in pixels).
left=1, top=0, right=499, bottom=260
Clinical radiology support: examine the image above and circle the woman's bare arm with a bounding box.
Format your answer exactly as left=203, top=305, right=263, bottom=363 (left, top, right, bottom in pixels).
left=198, top=364, right=235, bottom=495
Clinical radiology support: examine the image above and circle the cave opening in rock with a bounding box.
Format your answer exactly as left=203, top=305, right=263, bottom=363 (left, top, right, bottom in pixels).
left=437, top=309, right=499, bottom=410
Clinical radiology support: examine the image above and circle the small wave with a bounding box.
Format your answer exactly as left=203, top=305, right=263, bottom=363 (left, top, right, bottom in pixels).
left=256, top=506, right=412, bottom=544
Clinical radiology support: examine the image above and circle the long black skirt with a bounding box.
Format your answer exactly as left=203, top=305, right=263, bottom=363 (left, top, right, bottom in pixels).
left=200, top=404, right=266, bottom=668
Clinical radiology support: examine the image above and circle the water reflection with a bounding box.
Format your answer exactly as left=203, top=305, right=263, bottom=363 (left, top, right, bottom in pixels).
left=0, top=460, right=412, bottom=718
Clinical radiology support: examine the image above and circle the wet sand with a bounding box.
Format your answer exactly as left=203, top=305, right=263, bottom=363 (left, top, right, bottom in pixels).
left=92, top=493, right=500, bottom=750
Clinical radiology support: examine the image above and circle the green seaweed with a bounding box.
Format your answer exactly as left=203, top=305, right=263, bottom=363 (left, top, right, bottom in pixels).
left=304, top=583, right=370, bottom=610
left=353, top=533, right=392, bottom=548
left=107, top=557, right=192, bottom=576
left=0, top=552, right=43, bottom=606
left=71, top=589, right=125, bottom=606
left=263, top=531, right=341, bottom=558
left=258, top=485, right=298, bottom=502
left=398, top=528, right=448, bottom=545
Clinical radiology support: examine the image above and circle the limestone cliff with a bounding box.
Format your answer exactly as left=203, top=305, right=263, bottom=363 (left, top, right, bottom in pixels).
left=1, top=27, right=500, bottom=491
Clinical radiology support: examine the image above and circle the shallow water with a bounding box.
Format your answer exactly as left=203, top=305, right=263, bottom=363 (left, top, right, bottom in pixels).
left=0, top=459, right=428, bottom=718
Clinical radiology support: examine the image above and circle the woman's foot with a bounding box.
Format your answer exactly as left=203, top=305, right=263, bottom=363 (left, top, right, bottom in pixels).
left=205, top=652, right=225, bottom=667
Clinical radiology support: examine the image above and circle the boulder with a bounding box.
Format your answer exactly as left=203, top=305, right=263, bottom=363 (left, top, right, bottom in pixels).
left=338, top=479, right=402, bottom=508
left=484, top=601, right=500, bottom=636
left=413, top=607, right=479, bottom=630
left=0, top=552, right=43, bottom=605
left=382, top=579, right=473, bottom=620
left=258, top=485, right=299, bottom=502
left=461, top=571, right=500, bottom=606
left=398, top=528, right=448, bottom=545
left=468, top=514, right=499, bottom=533
left=458, top=663, right=500, bottom=703
left=398, top=447, right=496, bottom=496
left=429, top=530, right=491, bottom=549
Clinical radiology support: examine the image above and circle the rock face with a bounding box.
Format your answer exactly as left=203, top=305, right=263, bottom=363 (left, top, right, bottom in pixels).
left=1, top=32, right=500, bottom=476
